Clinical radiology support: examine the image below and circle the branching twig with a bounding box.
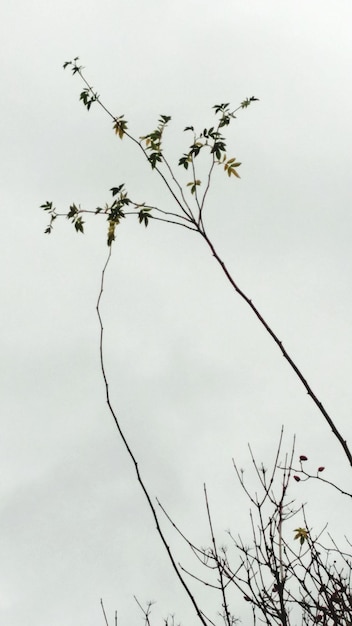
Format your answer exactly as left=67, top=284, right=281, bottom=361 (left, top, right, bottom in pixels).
left=55, top=59, right=352, bottom=467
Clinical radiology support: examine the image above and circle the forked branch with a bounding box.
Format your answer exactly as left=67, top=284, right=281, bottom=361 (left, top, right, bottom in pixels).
left=43, top=58, right=352, bottom=466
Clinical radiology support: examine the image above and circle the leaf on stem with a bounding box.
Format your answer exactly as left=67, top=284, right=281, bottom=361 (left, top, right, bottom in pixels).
left=79, top=88, right=98, bottom=111
left=294, top=527, right=308, bottom=545
left=224, top=157, right=241, bottom=178
left=138, top=207, right=152, bottom=227
left=113, top=116, right=128, bottom=139
left=178, top=154, right=191, bottom=169
left=212, top=143, right=226, bottom=160
left=110, top=184, right=125, bottom=197
left=148, top=152, right=162, bottom=169
left=241, top=96, right=259, bottom=109
left=41, top=201, right=54, bottom=212
left=74, top=217, right=84, bottom=233
left=186, top=180, right=201, bottom=195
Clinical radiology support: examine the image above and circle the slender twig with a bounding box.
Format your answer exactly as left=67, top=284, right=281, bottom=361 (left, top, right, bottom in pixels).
left=189, top=154, right=202, bottom=218
left=199, top=231, right=352, bottom=467
left=57, top=209, right=196, bottom=230
left=149, top=205, right=193, bottom=222
left=178, top=563, right=220, bottom=589
left=100, top=598, right=109, bottom=626
left=289, top=467, right=352, bottom=499
left=161, top=152, right=195, bottom=221
left=156, top=498, right=210, bottom=561
left=96, top=248, right=208, bottom=626
left=133, top=596, right=154, bottom=626
left=148, top=214, right=198, bottom=231
left=203, top=484, right=232, bottom=626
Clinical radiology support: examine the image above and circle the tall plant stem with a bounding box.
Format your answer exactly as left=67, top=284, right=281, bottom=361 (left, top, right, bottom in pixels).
left=199, top=230, right=352, bottom=467
left=96, top=248, right=208, bottom=626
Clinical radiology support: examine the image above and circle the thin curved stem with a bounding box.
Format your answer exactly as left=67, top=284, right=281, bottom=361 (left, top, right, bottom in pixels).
left=204, top=485, right=232, bottom=626
left=96, top=247, right=207, bottom=626
left=161, top=153, right=195, bottom=221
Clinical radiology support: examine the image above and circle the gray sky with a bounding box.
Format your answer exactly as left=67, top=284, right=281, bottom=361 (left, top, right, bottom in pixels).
left=1, top=1, right=352, bottom=624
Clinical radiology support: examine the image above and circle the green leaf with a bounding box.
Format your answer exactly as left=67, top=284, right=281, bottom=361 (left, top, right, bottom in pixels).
left=74, top=217, right=84, bottom=233
left=178, top=155, right=190, bottom=169
left=213, top=103, right=230, bottom=114
left=110, top=184, right=125, bottom=197
left=218, top=115, right=231, bottom=128
left=41, top=201, right=54, bottom=212
left=187, top=180, right=201, bottom=194
left=109, top=202, right=126, bottom=221
left=159, top=115, right=171, bottom=124
left=148, top=152, right=162, bottom=169
left=79, top=88, right=98, bottom=111
left=138, top=209, right=150, bottom=227
left=211, top=140, right=227, bottom=160
left=67, top=203, right=79, bottom=220
left=189, top=142, right=203, bottom=158
left=241, top=96, right=259, bottom=109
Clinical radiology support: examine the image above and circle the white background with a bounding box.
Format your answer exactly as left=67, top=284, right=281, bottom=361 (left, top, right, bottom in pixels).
left=1, top=1, right=352, bottom=624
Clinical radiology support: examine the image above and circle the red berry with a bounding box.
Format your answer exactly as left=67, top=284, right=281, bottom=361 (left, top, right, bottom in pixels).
left=294, top=475, right=301, bottom=482
left=318, top=466, right=325, bottom=472
left=299, top=455, right=308, bottom=461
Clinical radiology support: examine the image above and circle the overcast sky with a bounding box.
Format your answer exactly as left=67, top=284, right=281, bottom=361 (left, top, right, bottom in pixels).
left=1, top=1, right=352, bottom=624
